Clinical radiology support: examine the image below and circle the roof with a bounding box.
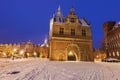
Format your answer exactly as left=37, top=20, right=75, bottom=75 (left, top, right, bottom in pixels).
left=114, top=21, right=120, bottom=28
left=80, top=19, right=90, bottom=27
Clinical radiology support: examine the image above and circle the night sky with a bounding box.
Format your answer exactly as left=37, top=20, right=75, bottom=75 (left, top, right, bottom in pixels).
left=0, top=0, right=120, bottom=48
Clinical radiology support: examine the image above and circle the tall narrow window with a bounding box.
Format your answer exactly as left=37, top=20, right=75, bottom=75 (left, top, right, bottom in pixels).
left=54, top=18, right=56, bottom=22
left=59, top=18, right=61, bottom=22
left=113, top=51, right=115, bottom=56
left=71, top=29, right=75, bottom=36
left=82, top=29, right=86, bottom=37
left=59, top=28, right=64, bottom=35
left=117, top=51, right=119, bottom=56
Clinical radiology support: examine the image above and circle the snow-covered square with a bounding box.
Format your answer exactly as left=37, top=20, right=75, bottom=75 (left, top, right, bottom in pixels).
left=0, top=58, right=120, bottom=80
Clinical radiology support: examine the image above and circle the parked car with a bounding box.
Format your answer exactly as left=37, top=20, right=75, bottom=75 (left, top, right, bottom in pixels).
left=102, top=58, right=120, bottom=62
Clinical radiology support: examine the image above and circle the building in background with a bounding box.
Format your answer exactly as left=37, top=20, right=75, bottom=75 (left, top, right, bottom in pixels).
left=40, top=38, right=49, bottom=58
left=49, top=6, right=93, bottom=61
left=103, top=21, right=120, bottom=59
left=0, top=41, right=40, bottom=58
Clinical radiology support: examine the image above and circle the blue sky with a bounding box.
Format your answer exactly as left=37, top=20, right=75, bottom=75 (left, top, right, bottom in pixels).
left=0, top=0, right=120, bottom=48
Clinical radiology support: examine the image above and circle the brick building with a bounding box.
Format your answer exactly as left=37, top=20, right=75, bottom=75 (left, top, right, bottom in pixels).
left=49, top=6, right=93, bottom=61
left=103, top=21, right=120, bottom=59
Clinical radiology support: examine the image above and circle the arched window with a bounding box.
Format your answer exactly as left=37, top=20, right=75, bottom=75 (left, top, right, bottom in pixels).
left=117, top=51, right=119, bottom=56
left=113, top=51, right=115, bottom=56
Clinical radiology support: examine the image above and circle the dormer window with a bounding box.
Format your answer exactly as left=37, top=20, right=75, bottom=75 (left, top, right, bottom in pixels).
left=70, top=18, right=75, bottom=23
left=54, top=18, right=56, bottom=22
left=59, top=18, right=61, bottom=22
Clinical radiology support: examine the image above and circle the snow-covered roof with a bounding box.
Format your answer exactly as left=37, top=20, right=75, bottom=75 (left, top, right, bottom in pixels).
left=80, top=19, right=90, bottom=27
left=114, top=21, right=120, bottom=28
left=41, top=38, right=49, bottom=47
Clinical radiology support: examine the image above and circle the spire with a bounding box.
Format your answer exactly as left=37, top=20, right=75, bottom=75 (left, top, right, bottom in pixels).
left=44, top=37, right=48, bottom=45
left=57, top=5, right=61, bottom=16
left=41, top=36, right=49, bottom=47
left=70, top=6, right=75, bottom=15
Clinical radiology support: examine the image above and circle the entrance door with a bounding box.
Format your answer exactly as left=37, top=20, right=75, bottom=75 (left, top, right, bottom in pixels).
left=68, top=51, right=76, bottom=61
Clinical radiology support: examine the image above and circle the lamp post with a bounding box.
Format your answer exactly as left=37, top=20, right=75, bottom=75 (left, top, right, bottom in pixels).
left=20, top=50, right=24, bottom=58
left=34, top=52, right=37, bottom=58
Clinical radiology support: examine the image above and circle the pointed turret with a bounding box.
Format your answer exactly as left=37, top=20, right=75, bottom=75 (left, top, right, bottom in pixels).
left=57, top=5, right=61, bottom=16
left=70, top=6, right=75, bottom=15
left=44, top=37, right=48, bottom=45
left=52, top=5, right=65, bottom=23
left=41, top=37, right=49, bottom=47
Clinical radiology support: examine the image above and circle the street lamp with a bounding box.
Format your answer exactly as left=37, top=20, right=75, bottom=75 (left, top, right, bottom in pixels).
left=2, top=52, right=6, bottom=58
left=14, top=49, right=17, bottom=52
left=3, top=52, right=6, bottom=56
left=20, top=50, right=24, bottom=58
left=33, top=52, right=37, bottom=58
left=68, top=51, right=73, bottom=56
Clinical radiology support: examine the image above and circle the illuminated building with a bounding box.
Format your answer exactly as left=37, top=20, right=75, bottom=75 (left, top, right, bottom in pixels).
left=49, top=6, right=93, bottom=61
left=40, top=38, right=49, bottom=58
left=0, top=41, right=40, bottom=58
left=103, top=21, right=120, bottom=59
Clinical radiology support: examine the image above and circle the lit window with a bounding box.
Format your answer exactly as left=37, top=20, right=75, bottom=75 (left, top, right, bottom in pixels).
left=117, top=51, right=119, bottom=56
left=113, top=52, right=115, bottom=56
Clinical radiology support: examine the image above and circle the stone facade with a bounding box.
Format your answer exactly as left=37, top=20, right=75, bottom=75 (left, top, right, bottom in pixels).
left=103, top=21, right=120, bottom=59
left=49, top=6, right=93, bottom=61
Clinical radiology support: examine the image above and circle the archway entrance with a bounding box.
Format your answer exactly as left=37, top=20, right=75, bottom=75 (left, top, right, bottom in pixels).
left=68, top=51, right=76, bottom=61
left=66, top=44, right=80, bottom=61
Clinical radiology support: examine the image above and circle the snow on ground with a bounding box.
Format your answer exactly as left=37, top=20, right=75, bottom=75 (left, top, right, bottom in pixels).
left=0, top=58, right=120, bottom=80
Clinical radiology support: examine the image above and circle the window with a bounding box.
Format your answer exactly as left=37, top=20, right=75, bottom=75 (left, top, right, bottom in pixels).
left=54, top=18, right=56, bottom=22
left=109, top=53, right=111, bottom=56
left=59, top=28, right=64, bottom=35
left=117, top=51, right=119, bottom=56
left=70, top=18, right=75, bottom=23
left=71, top=29, right=75, bottom=36
left=82, top=29, right=86, bottom=37
left=113, top=52, right=115, bottom=56
left=59, top=18, right=61, bottom=22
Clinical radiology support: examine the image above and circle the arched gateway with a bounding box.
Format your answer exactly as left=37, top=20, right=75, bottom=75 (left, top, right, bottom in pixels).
left=66, top=44, right=80, bottom=61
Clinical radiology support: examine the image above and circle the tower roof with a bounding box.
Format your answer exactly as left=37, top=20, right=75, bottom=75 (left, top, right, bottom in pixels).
left=70, top=6, right=76, bottom=15
left=114, top=21, right=120, bottom=28
left=41, top=37, right=49, bottom=47
left=57, top=5, right=61, bottom=16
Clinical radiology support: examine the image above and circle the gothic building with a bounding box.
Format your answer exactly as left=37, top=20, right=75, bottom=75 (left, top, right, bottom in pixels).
left=49, top=6, right=93, bottom=61
left=103, top=21, right=120, bottom=59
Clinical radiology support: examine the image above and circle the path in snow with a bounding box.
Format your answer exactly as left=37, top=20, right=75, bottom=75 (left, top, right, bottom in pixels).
left=0, top=58, right=120, bottom=80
